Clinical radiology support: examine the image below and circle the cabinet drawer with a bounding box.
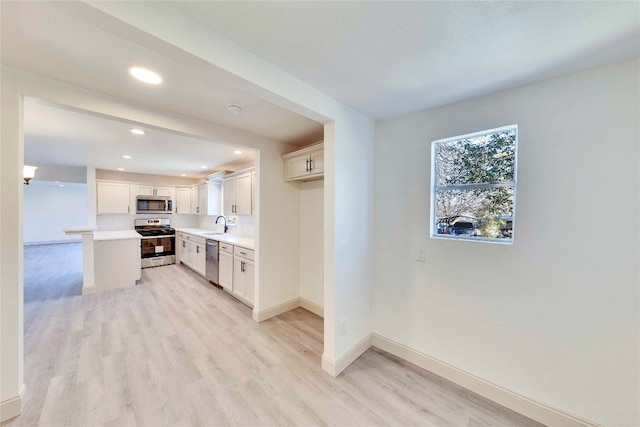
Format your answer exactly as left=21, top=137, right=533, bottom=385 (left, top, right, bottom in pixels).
left=234, top=246, right=254, bottom=261
left=182, top=233, right=205, bottom=246
left=219, top=242, right=234, bottom=254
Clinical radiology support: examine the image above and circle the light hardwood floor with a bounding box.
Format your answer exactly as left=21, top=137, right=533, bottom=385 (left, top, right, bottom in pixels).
left=4, top=242, right=543, bottom=427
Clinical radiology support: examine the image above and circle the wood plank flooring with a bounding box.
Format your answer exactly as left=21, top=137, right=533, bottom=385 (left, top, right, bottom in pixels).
left=3, top=242, right=543, bottom=427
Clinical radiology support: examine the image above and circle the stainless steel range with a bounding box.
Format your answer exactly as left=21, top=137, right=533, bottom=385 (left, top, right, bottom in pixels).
left=135, top=218, right=176, bottom=268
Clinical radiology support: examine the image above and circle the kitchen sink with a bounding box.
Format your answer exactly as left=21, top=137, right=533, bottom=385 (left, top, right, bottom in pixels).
left=202, top=232, right=224, bottom=236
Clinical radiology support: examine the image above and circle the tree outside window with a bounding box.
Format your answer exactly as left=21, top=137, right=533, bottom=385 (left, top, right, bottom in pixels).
left=431, top=125, right=517, bottom=243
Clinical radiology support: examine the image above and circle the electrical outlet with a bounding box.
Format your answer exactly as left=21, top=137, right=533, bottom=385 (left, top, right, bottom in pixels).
left=415, top=246, right=425, bottom=262
left=338, top=319, right=347, bottom=336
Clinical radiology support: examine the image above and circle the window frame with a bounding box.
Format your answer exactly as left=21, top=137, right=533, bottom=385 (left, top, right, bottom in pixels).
left=430, top=124, right=518, bottom=245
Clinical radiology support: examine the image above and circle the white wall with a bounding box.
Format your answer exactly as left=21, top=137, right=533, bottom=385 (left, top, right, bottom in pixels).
left=197, top=214, right=255, bottom=237
left=299, top=180, right=324, bottom=310
left=373, top=59, right=639, bottom=426
left=0, top=65, right=25, bottom=420
left=325, top=115, right=375, bottom=365
left=96, top=213, right=198, bottom=231
left=28, top=164, right=87, bottom=183
left=23, top=182, right=87, bottom=244
left=86, top=3, right=376, bottom=372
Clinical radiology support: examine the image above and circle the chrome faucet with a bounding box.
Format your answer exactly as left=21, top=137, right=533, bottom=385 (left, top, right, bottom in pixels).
left=215, top=215, right=228, bottom=233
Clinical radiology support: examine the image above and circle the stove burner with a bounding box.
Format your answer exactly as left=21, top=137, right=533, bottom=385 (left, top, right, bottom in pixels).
left=136, top=228, right=175, bottom=237
left=134, top=218, right=174, bottom=237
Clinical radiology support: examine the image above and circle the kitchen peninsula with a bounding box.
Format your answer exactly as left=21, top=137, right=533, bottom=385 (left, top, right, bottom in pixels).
left=64, top=227, right=141, bottom=295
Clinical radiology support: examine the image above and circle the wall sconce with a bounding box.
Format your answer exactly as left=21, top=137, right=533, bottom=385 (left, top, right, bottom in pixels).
left=23, top=165, right=38, bottom=185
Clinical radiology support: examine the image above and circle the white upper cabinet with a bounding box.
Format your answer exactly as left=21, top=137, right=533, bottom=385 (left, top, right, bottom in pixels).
left=222, top=177, right=235, bottom=216
left=136, top=185, right=155, bottom=196
left=223, top=169, right=253, bottom=216
left=97, top=181, right=130, bottom=214
left=235, top=172, right=252, bottom=216
left=197, top=183, right=208, bottom=216
left=206, top=180, right=222, bottom=216
left=132, top=185, right=175, bottom=213
left=286, top=155, right=311, bottom=180
left=175, top=187, right=191, bottom=214
left=190, top=186, right=199, bottom=215
left=175, top=181, right=220, bottom=216
left=282, top=143, right=324, bottom=181
left=154, top=186, right=173, bottom=197
left=134, top=185, right=173, bottom=197
left=189, top=183, right=208, bottom=215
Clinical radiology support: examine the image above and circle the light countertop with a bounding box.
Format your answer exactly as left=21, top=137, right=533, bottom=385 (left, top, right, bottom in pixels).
left=176, top=228, right=254, bottom=250
left=94, top=230, right=141, bottom=241
left=64, top=226, right=97, bottom=235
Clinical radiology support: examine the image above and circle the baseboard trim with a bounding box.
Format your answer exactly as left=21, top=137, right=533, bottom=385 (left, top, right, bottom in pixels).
left=371, top=334, right=600, bottom=427
left=81, top=283, right=98, bottom=295
left=322, top=333, right=373, bottom=377
left=0, top=384, right=26, bottom=423
left=299, top=297, right=324, bottom=318
left=255, top=298, right=300, bottom=322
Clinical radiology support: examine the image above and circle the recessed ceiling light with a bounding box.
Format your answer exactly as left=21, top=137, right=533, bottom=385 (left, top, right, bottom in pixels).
left=226, top=104, right=242, bottom=115
left=201, top=165, right=207, bottom=169
left=59, top=184, right=64, bottom=188
left=117, top=168, right=125, bottom=171
left=129, top=67, right=162, bottom=84
left=130, top=129, right=145, bottom=135
left=180, top=174, right=187, bottom=177
left=122, top=155, right=132, bottom=159
left=233, top=150, right=243, bottom=155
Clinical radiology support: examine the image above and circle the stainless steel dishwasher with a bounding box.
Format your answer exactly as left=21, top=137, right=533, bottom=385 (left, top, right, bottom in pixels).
left=205, top=239, right=219, bottom=285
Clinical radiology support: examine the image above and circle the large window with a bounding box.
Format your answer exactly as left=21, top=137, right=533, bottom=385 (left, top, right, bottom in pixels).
left=431, top=125, right=517, bottom=243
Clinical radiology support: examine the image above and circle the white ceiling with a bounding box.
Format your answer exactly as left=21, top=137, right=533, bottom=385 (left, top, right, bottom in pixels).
left=166, top=1, right=640, bottom=119
left=1, top=1, right=638, bottom=178
left=1, top=1, right=323, bottom=178
left=24, top=98, right=255, bottom=178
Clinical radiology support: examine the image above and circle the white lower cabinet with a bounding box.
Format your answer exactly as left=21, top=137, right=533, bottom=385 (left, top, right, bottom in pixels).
left=193, top=243, right=206, bottom=276
left=218, top=243, right=234, bottom=292
left=233, top=246, right=254, bottom=307
left=179, top=233, right=254, bottom=308
left=179, top=233, right=206, bottom=277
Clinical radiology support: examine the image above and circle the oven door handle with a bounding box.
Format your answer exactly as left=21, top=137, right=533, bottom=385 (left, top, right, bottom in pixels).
left=139, top=234, right=175, bottom=239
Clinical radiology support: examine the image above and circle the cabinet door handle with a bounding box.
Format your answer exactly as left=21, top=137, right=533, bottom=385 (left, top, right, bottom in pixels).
left=309, top=158, right=313, bottom=171
left=196, top=246, right=199, bottom=254
left=240, top=251, right=246, bottom=255
left=182, top=241, right=185, bottom=248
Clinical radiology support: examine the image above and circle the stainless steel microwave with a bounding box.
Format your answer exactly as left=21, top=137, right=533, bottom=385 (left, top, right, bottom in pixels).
left=136, top=195, right=173, bottom=214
